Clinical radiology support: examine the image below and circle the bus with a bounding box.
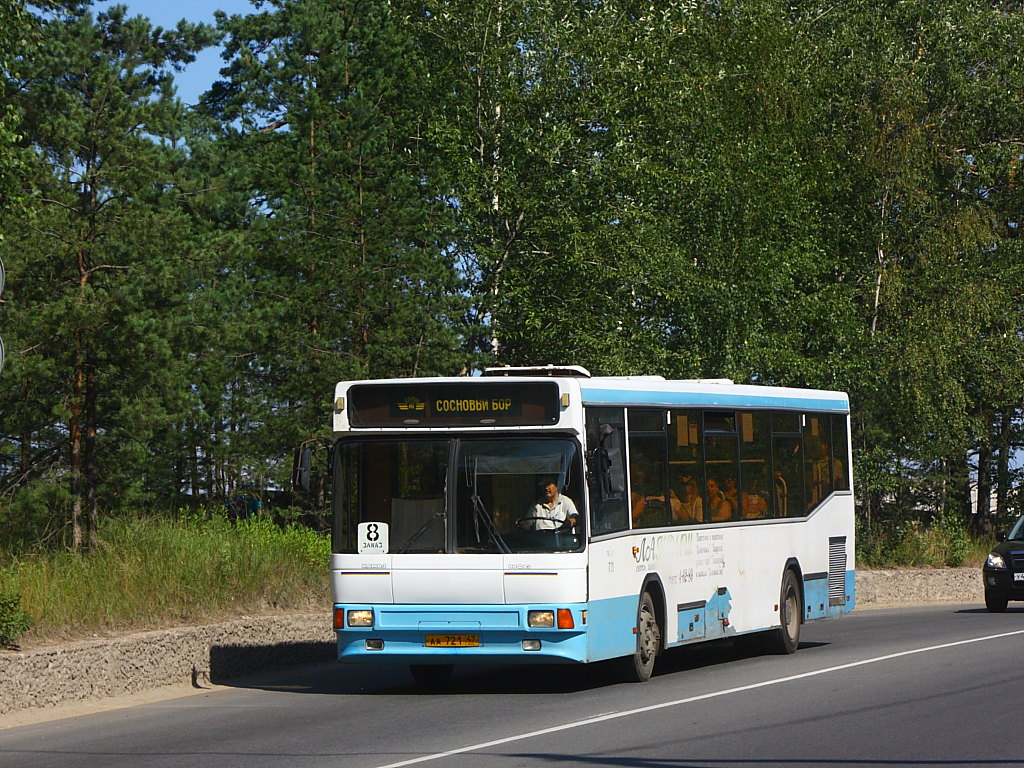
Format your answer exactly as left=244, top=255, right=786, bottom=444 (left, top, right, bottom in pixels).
left=330, top=366, right=854, bottom=685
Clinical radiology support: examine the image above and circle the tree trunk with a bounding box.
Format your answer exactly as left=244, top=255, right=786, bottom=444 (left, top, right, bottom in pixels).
left=70, top=340, right=84, bottom=551
left=190, top=441, right=200, bottom=502
left=996, top=408, right=1012, bottom=521
left=970, top=435, right=991, bottom=536
left=85, top=349, right=99, bottom=546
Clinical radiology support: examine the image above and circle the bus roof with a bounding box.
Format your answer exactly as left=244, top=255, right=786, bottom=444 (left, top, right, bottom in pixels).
left=333, top=374, right=850, bottom=414
left=579, top=377, right=849, bottom=413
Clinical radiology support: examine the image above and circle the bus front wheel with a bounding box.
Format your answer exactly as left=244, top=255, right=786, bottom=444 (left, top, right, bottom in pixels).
left=622, top=592, right=660, bottom=682
left=765, top=570, right=802, bottom=655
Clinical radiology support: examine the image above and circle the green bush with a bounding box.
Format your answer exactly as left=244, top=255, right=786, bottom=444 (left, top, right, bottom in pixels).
left=933, top=508, right=972, bottom=567
left=11, top=509, right=331, bottom=645
left=0, top=478, right=72, bottom=552
left=857, top=511, right=989, bottom=569
left=0, top=585, right=31, bottom=648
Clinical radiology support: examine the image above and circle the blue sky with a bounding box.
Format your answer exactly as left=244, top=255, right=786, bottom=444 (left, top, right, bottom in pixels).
left=99, top=0, right=255, bottom=106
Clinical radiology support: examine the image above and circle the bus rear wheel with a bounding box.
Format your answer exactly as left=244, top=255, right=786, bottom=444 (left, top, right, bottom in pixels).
left=409, top=664, right=453, bottom=688
left=622, top=592, right=660, bottom=682
left=765, top=570, right=802, bottom=655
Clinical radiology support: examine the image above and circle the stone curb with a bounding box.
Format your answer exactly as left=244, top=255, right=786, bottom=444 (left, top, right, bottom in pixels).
left=854, top=567, right=982, bottom=607
left=0, top=614, right=334, bottom=715
left=0, top=568, right=984, bottom=716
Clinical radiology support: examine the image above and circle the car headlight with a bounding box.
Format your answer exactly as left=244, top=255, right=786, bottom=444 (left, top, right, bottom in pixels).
left=986, top=552, right=1007, bottom=570
left=347, top=609, right=374, bottom=627
left=528, top=610, right=555, bottom=628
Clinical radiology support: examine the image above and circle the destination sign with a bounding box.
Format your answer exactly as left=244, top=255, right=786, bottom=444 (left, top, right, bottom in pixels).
left=348, top=381, right=560, bottom=427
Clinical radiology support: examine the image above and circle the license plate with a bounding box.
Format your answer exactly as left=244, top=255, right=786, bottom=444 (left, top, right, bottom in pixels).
left=1014, top=573, right=1024, bottom=582
left=425, top=634, right=479, bottom=647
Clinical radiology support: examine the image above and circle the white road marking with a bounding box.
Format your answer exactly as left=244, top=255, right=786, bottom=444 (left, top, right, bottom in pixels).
left=374, top=628, right=1024, bottom=768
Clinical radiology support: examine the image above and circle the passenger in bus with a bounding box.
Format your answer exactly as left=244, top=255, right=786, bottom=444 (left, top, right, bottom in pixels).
left=742, top=478, right=769, bottom=519
left=519, top=476, right=579, bottom=531
left=774, top=472, right=789, bottom=517
left=706, top=477, right=734, bottom=522
left=674, top=478, right=703, bottom=524
left=631, top=466, right=681, bottom=523
left=723, top=476, right=739, bottom=509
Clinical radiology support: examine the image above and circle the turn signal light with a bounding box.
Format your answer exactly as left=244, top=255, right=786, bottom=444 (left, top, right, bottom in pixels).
left=557, top=609, right=575, bottom=629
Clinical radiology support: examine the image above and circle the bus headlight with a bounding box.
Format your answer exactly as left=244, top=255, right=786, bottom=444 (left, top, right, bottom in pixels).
left=347, top=609, right=374, bottom=627
left=528, top=610, right=555, bottom=628
left=986, top=553, right=1007, bottom=570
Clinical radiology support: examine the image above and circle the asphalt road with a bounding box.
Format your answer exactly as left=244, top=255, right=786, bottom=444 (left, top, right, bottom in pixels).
left=1, top=603, right=1022, bottom=768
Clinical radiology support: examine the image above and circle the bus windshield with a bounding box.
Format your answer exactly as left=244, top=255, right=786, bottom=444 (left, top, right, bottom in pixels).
left=333, top=437, right=585, bottom=555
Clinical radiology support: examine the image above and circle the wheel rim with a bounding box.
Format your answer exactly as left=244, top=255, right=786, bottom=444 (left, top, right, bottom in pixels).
left=783, top=586, right=799, bottom=640
left=639, top=603, right=660, bottom=664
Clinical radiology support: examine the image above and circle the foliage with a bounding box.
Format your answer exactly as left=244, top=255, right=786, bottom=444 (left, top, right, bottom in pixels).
left=0, top=3, right=217, bottom=548
left=0, top=0, right=39, bottom=213
left=0, top=0, right=1021, bottom=546
left=7, top=510, right=330, bottom=644
left=857, top=515, right=990, bottom=569
left=932, top=508, right=973, bottom=568
left=191, top=0, right=472, bottom=494
left=0, top=580, right=31, bottom=648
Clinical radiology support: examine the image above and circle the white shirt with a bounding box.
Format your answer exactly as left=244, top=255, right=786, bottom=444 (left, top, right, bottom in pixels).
left=525, top=494, right=579, bottom=531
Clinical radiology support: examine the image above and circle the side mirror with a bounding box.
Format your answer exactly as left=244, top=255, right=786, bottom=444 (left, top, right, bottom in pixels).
left=293, top=445, right=312, bottom=493
left=997, top=531, right=1008, bottom=542
left=597, top=423, right=626, bottom=497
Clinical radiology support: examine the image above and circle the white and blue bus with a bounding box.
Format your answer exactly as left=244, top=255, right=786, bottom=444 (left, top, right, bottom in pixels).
left=330, top=366, right=854, bottom=684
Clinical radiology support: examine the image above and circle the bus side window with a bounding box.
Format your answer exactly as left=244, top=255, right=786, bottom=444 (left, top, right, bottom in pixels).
left=738, top=412, right=770, bottom=519
left=704, top=411, right=739, bottom=523
left=772, top=434, right=803, bottom=518
left=586, top=408, right=629, bottom=534
left=669, top=410, right=703, bottom=525
left=629, top=409, right=670, bottom=529
left=804, top=415, right=830, bottom=512
left=831, top=414, right=851, bottom=491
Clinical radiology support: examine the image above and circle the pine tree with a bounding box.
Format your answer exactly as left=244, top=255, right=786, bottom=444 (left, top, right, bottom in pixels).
left=200, top=0, right=469, bottom=490
left=0, top=4, right=215, bottom=547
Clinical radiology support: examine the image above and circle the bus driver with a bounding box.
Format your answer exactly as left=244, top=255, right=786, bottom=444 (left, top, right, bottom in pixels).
left=519, top=476, right=579, bottom=531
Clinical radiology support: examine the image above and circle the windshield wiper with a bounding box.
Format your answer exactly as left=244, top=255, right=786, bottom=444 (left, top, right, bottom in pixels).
left=466, top=459, right=511, bottom=554
left=470, top=493, right=511, bottom=554
left=396, top=511, right=446, bottom=553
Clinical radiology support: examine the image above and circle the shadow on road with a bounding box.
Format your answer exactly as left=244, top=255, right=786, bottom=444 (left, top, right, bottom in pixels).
left=216, top=635, right=831, bottom=698
left=208, top=640, right=335, bottom=685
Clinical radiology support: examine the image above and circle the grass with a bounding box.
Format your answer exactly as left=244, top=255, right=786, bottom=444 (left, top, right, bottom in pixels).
left=856, top=519, right=995, bottom=569
left=0, top=510, right=331, bottom=648
left=0, top=506, right=998, bottom=649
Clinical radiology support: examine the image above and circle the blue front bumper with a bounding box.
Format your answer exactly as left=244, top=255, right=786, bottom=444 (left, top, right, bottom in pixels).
left=335, top=603, right=588, bottom=665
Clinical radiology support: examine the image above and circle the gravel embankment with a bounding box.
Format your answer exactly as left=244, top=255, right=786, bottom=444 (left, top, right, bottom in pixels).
left=0, top=568, right=984, bottom=715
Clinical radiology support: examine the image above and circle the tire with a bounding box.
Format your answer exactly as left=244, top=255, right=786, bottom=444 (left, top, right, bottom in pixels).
left=764, top=569, right=802, bottom=655
left=985, top=588, right=1008, bottom=613
left=409, top=664, right=453, bottom=688
left=622, top=592, right=661, bottom=682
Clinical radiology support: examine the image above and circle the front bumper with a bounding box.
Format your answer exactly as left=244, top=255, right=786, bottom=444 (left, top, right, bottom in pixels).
left=335, top=603, right=588, bottom=665
left=982, top=569, right=1024, bottom=600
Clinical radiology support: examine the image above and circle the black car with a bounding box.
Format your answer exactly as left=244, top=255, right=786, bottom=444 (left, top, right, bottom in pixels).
left=983, top=516, right=1024, bottom=612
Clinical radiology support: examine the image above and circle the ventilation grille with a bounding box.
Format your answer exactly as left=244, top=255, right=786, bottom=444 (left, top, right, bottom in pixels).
left=828, top=536, right=847, bottom=607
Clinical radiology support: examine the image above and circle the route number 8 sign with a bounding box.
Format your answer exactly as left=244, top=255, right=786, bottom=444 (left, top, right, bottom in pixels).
left=358, top=522, right=389, bottom=555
